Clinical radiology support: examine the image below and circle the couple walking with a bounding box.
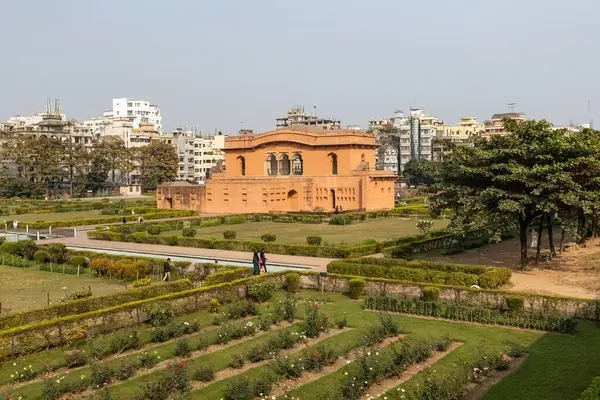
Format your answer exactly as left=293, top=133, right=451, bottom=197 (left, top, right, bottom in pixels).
left=252, top=251, right=267, bottom=275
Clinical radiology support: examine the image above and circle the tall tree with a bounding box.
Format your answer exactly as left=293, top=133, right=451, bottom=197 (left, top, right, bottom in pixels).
left=137, top=141, right=178, bottom=191
left=429, top=119, right=591, bottom=269
left=402, top=159, right=437, bottom=186
left=93, top=136, right=130, bottom=185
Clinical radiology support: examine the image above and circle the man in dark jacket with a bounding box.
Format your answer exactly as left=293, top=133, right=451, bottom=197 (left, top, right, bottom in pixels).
left=163, top=258, right=172, bottom=281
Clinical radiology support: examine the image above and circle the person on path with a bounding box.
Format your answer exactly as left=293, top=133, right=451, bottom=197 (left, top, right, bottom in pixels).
left=122, top=216, right=127, bottom=224
left=163, top=258, right=172, bottom=281
left=252, top=251, right=260, bottom=275
left=260, top=251, right=267, bottom=273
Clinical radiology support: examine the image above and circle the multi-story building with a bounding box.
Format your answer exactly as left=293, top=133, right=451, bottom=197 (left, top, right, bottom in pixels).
left=482, top=112, right=527, bottom=137
left=276, top=106, right=341, bottom=130
left=430, top=116, right=480, bottom=161
left=168, top=128, right=226, bottom=182
left=109, top=98, right=162, bottom=132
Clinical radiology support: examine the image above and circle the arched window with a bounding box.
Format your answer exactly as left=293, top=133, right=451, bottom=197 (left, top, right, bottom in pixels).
left=267, top=154, right=278, bottom=175
left=328, top=153, right=338, bottom=175
left=292, top=153, right=303, bottom=175
left=280, top=153, right=291, bottom=175
left=237, top=156, right=246, bottom=176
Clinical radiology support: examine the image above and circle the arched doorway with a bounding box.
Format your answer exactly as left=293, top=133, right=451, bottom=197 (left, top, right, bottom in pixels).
left=330, top=189, right=336, bottom=209
left=287, top=190, right=299, bottom=210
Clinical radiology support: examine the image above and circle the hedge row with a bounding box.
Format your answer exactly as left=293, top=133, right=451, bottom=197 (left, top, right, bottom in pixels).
left=203, top=267, right=253, bottom=286
left=87, top=230, right=378, bottom=258
left=328, top=262, right=480, bottom=288
left=580, top=376, right=600, bottom=399
left=19, top=210, right=197, bottom=229
left=0, top=273, right=285, bottom=358
left=328, top=258, right=512, bottom=289
left=0, top=280, right=193, bottom=330
left=363, top=295, right=578, bottom=335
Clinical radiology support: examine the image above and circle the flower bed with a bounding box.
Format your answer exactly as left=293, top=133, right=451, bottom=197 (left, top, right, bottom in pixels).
left=327, top=258, right=512, bottom=289
left=363, top=295, right=578, bottom=334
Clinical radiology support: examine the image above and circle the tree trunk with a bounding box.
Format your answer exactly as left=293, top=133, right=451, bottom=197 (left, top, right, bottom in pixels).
left=559, top=228, right=566, bottom=254
left=577, top=212, right=587, bottom=246
left=535, top=215, right=544, bottom=263
left=519, top=216, right=529, bottom=270
left=547, top=214, right=556, bottom=255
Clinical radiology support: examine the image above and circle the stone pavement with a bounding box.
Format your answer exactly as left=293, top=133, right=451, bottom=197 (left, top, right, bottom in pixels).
left=40, top=235, right=331, bottom=271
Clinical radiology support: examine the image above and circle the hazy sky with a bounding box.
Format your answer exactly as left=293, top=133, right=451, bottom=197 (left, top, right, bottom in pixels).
left=2, top=0, right=599, bottom=133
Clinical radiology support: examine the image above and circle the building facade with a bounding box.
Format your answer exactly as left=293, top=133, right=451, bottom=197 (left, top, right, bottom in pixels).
left=482, top=112, right=528, bottom=137
left=157, top=127, right=396, bottom=213
left=276, top=107, right=341, bottom=130
left=168, top=128, right=226, bottom=182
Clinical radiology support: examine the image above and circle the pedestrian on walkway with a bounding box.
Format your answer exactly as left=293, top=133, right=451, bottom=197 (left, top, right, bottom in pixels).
left=122, top=216, right=127, bottom=224
left=252, top=251, right=260, bottom=275
left=260, top=251, right=267, bottom=273
left=163, top=258, right=172, bottom=281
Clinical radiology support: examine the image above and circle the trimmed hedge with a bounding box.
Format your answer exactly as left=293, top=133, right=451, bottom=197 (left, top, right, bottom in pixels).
left=364, top=296, right=578, bottom=335
left=19, top=210, right=197, bottom=229
left=0, top=273, right=285, bottom=358
left=87, top=231, right=378, bottom=258
left=203, top=267, right=252, bottom=286
left=0, top=279, right=193, bottom=330
left=580, top=376, right=600, bottom=400
left=327, top=258, right=511, bottom=289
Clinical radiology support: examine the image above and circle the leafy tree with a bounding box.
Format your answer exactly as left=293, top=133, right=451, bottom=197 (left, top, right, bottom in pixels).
left=86, top=152, right=110, bottom=194
left=402, top=159, right=437, bottom=186
left=93, top=136, right=130, bottom=185
left=429, top=118, right=599, bottom=269
left=136, top=141, right=178, bottom=191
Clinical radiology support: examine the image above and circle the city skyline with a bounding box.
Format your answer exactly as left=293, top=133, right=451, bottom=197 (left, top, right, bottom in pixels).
left=1, top=0, right=599, bottom=132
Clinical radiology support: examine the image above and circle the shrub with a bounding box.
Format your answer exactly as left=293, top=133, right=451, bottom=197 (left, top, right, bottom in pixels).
left=108, top=330, right=141, bottom=354
left=114, top=358, right=137, bottom=380
left=132, top=277, right=152, bottom=288
left=284, top=294, right=296, bottom=322
left=193, top=364, right=215, bottom=382
left=285, top=272, right=300, bottom=293
left=9, top=362, right=37, bottom=383
left=20, top=240, right=38, bottom=260
left=303, top=303, right=329, bottom=338
left=379, top=313, right=400, bottom=336
left=209, top=298, right=220, bottom=313
left=138, top=350, right=161, bottom=369
left=90, top=362, right=113, bottom=387
left=143, top=302, right=174, bottom=326
left=390, top=244, right=413, bottom=259
left=329, top=215, right=352, bottom=225
left=261, top=233, right=276, bottom=243
left=348, top=278, right=365, bottom=299
left=197, top=337, right=209, bottom=351
left=64, top=349, right=87, bottom=368
left=336, top=312, right=348, bottom=329
left=46, top=243, right=69, bottom=263
left=302, top=343, right=338, bottom=372
left=580, top=376, right=600, bottom=400
left=173, top=338, right=192, bottom=357
left=226, top=215, right=246, bottom=225
left=247, top=281, right=277, bottom=302
left=306, top=235, right=323, bottom=245
left=33, top=250, right=49, bottom=263
left=147, top=225, right=162, bottom=235
left=68, top=288, right=93, bottom=301
left=229, top=354, right=245, bottom=369
left=223, top=230, right=237, bottom=239
left=69, top=255, right=88, bottom=267
left=0, top=241, right=22, bottom=256
left=182, top=227, right=196, bottom=237
left=416, top=219, right=434, bottom=235
left=435, top=335, right=453, bottom=352
left=506, top=342, right=525, bottom=358
left=506, top=296, right=525, bottom=313
left=274, top=356, right=303, bottom=378
left=422, top=287, right=440, bottom=301
left=223, top=376, right=254, bottom=400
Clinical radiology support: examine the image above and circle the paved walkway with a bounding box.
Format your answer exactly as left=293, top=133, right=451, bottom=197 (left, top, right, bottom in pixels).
left=39, top=235, right=331, bottom=271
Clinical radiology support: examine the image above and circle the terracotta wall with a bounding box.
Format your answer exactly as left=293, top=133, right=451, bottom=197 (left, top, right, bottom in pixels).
left=157, top=185, right=206, bottom=213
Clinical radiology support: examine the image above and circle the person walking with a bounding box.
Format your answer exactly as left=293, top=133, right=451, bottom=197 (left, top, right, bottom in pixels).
left=163, top=258, right=172, bottom=281
left=252, top=251, right=260, bottom=275
left=122, top=216, right=127, bottom=224
left=260, top=251, right=267, bottom=273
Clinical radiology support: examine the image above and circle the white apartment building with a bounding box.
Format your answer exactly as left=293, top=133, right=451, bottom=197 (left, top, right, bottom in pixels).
left=168, top=128, right=226, bottom=182
left=393, top=108, right=438, bottom=171
left=110, top=98, right=162, bottom=132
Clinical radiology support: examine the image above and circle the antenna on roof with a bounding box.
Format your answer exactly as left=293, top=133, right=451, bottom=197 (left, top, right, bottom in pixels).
left=589, top=100, right=593, bottom=129
left=508, top=103, right=516, bottom=113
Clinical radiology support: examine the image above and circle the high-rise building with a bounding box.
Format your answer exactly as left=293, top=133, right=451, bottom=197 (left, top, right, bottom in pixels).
left=167, top=128, right=226, bottom=182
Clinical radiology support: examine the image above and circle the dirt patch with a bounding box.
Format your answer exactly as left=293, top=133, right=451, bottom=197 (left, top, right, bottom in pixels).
left=191, top=327, right=352, bottom=391
left=461, top=355, right=528, bottom=400
left=270, top=336, right=405, bottom=398
left=360, top=342, right=463, bottom=399
left=421, top=231, right=600, bottom=299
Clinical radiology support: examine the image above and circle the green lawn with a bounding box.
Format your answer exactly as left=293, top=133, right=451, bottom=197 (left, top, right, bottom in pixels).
left=3, top=291, right=599, bottom=400
left=0, top=209, right=106, bottom=223
left=0, top=266, right=128, bottom=312
left=161, top=218, right=449, bottom=245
